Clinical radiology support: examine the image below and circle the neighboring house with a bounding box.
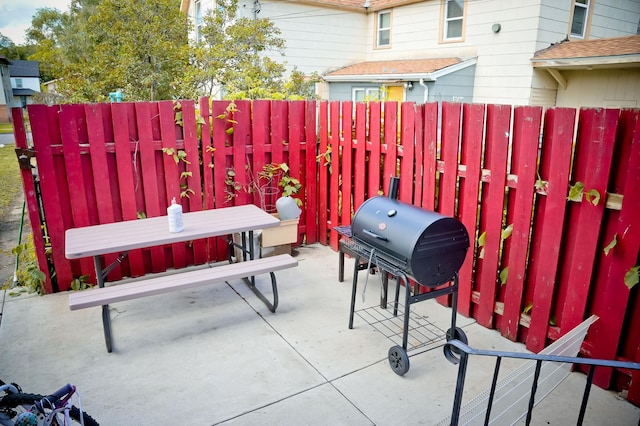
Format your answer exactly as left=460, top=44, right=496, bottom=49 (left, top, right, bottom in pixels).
left=0, top=56, right=14, bottom=123
left=181, top=0, right=640, bottom=108
left=8, top=60, right=41, bottom=110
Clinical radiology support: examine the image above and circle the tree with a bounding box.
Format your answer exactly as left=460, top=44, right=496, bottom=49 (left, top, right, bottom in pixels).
left=28, top=0, right=190, bottom=102
left=177, top=0, right=310, bottom=100
left=0, top=33, right=37, bottom=62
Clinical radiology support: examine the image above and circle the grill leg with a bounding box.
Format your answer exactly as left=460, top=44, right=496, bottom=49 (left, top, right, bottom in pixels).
left=348, top=255, right=361, bottom=329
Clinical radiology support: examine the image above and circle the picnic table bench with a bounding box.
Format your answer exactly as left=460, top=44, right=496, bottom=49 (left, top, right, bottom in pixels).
left=65, top=205, right=298, bottom=353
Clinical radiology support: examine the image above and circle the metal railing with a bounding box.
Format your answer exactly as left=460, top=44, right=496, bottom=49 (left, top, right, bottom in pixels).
left=444, top=339, right=640, bottom=426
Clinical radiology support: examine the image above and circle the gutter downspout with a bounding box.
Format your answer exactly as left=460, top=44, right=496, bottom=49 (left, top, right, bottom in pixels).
left=419, top=78, right=429, bottom=103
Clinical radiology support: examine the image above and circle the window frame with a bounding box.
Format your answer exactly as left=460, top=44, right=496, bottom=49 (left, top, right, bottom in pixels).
left=376, top=10, right=392, bottom=48
left=195, top=0, right=203, bottom=43
left=569, top=0, right=593, bottom=39
left=353, top=87, right=382, bottom=102
left=440, top=0, right=466, bottom=43
left=15, top=78, right=23, bottom=89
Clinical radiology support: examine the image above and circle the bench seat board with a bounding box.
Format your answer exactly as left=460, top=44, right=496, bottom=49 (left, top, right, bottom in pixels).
left=69, top=254, right=297, bottom=310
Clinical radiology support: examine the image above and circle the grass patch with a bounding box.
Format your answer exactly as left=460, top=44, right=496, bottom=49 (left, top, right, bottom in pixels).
left=0, top=123, right=15, bottom=134
left=0, top=145, right=23, bottom=219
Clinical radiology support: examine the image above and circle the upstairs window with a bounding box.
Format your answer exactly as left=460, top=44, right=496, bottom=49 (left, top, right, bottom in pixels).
left=195, top=0, right=203, bottom=43
left=15, top=78, right=23, bottom=88
left=377, top=10, right=391, bottom=47
left=443, top=0, right=464, bottom=41
left=570, top=0, right=591, bottom=38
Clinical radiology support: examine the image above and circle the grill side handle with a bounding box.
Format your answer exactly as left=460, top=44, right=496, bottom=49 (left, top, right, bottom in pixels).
left=361, top=229, right=389, bottom=242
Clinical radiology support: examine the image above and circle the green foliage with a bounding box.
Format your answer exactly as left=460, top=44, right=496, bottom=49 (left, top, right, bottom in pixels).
left=71, top=275, right=93, bottom=291
left=585, top=188, right=601, bottom=206
left=28, top=0, right=190, bottom=102
left=499, top=267, right=509, bottom=285
left=567, top=182, right=584, bottom=202
left=176, top=0, right=315, bottom=101
left=625, top=266, right=639, bottom=290
left=4, top=236, right=46, bottom=296
left=603, top=234, right=617, bottom=256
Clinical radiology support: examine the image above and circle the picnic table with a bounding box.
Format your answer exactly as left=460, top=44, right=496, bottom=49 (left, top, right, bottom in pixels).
left=65, top=204, right=298, bottom=352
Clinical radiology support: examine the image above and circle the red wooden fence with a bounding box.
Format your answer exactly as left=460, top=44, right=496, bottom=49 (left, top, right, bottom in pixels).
left=15, top=100, right=640, bottom=402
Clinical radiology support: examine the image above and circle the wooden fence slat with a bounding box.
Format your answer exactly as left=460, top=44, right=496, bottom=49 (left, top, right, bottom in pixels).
left=13, top=108, right=54, bottom=293
left=28, top=105, right=74, bottom=289
left=199, top=97, right=215, bottom=211
left=436, top=102, right=463, bottom=305
left=354, top=102, right=366, bottom=211
left=233, top=100, right=251, bottom=206
left=59, top=105, right=96, bottom=284
left=412, top=105, right=424, bottom=207
left=157, top=101, right=186, bottom=269
left=557, top=108, right=618, bottom=334
left=84, top=104, right=122, bottom=281
left=475, top=104, right=512, bottom=328
left=382, top=101, right=398, bottom=196
left=341, top=101, right=353, bottom=228
left=252, top=100, right=270, bottom=211
left=526, top=108, right=576, bottom=353
left=317, top=101, right=329, bottom=245
left=399, top=102, right=415, bottom=204
left=111, top=103, right=145, bottom=277
left=367, top=102, right=382, bottom=200
left=501, top=106, right=542, bottom=341
left=304, top=100, right=318, bottom=243
left=211, top=101, right=232, bottom=258
left=457, top=103, right=485, bottom=316
left=589, top=109, right=640, bottom=388
left=271, top=101, right=287, bottom=165
left=181, top=100, right=206, bottom=264
left=289, top=101, right=305, bottom=243
left=329, top=101, right=341, bottom=250
left=421, top=103, right=438, bottom=211
left=135, top=102, right=166, bottom=272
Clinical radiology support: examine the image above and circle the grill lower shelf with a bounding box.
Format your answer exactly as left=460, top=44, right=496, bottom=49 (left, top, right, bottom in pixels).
left=355, top=302, right=449, bottom=353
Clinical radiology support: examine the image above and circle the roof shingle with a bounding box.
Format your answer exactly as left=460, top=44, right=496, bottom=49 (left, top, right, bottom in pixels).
left=326, top=58, right=462, bottom=76
left=533, top=35, right=640, bottom=61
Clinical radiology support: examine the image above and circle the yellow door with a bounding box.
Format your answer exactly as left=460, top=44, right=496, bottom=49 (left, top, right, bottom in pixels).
left=387, top=85, right=404, bottom=102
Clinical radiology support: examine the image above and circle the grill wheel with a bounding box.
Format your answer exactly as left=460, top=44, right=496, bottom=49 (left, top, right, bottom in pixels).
left=388, top=345, right=410, bottom=376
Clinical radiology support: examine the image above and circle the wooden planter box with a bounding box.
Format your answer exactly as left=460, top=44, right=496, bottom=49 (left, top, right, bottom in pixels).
left=261, top=214, right=299, bottom=247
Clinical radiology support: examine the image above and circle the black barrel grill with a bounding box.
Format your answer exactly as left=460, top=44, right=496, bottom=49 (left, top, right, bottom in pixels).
left=345, top=178, right=470, bottom=375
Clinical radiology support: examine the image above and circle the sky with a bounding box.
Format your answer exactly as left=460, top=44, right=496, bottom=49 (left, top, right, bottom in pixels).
left=0, top=0, right=72, bottom=45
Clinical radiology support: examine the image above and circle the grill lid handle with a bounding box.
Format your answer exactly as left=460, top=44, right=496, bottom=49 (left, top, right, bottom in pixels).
left=362, top=229, right=389, bottom=242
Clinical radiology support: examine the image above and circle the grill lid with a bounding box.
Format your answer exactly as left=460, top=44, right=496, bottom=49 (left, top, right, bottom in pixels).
left=351, top=196, right=469, bottom=287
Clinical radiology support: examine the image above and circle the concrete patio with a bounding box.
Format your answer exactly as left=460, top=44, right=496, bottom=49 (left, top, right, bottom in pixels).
left=1, top=244, right=638, bottom=425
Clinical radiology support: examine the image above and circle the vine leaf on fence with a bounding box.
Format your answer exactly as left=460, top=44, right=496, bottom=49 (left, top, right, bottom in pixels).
left=585, top=189, right=601, bottom=206
left=625, top=266, right=639, bottom=290
left=603, top=234, right=618, bottom=256
left=523, top=301, right=534, bottom=315
left=501, top=223, right=513, bottom=240
left=500, top=267, right=509, bottom=285
left=535, top=175, right=548, bottom=195
left=567, top=182, right=584, bottom=202
left=478, top=231, right=486, bottom=259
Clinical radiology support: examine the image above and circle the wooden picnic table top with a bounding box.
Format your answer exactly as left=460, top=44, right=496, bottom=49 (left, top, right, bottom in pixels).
left=65, top=204, right=279, bottom=259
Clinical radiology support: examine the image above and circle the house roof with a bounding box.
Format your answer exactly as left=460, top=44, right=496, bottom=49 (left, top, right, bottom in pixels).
left=9, top=60, right=40, bottom=78
left=532, top=34, right=640, bottom=69
left=323, top=57, right=476, bottom=82
left=13, top=88, right=37, bottom=96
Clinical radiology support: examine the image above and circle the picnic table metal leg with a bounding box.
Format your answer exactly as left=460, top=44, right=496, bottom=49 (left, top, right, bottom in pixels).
left=94, top=255, right=114, bottom=353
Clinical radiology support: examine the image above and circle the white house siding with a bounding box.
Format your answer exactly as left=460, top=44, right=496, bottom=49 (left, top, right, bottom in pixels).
left=186, top=0, right=367, bottom=77
left=589, top=0, right=640, bottom=39
left=258, top=1, right=367, bottom=76
left=555, top=69, right=640, bottom=108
